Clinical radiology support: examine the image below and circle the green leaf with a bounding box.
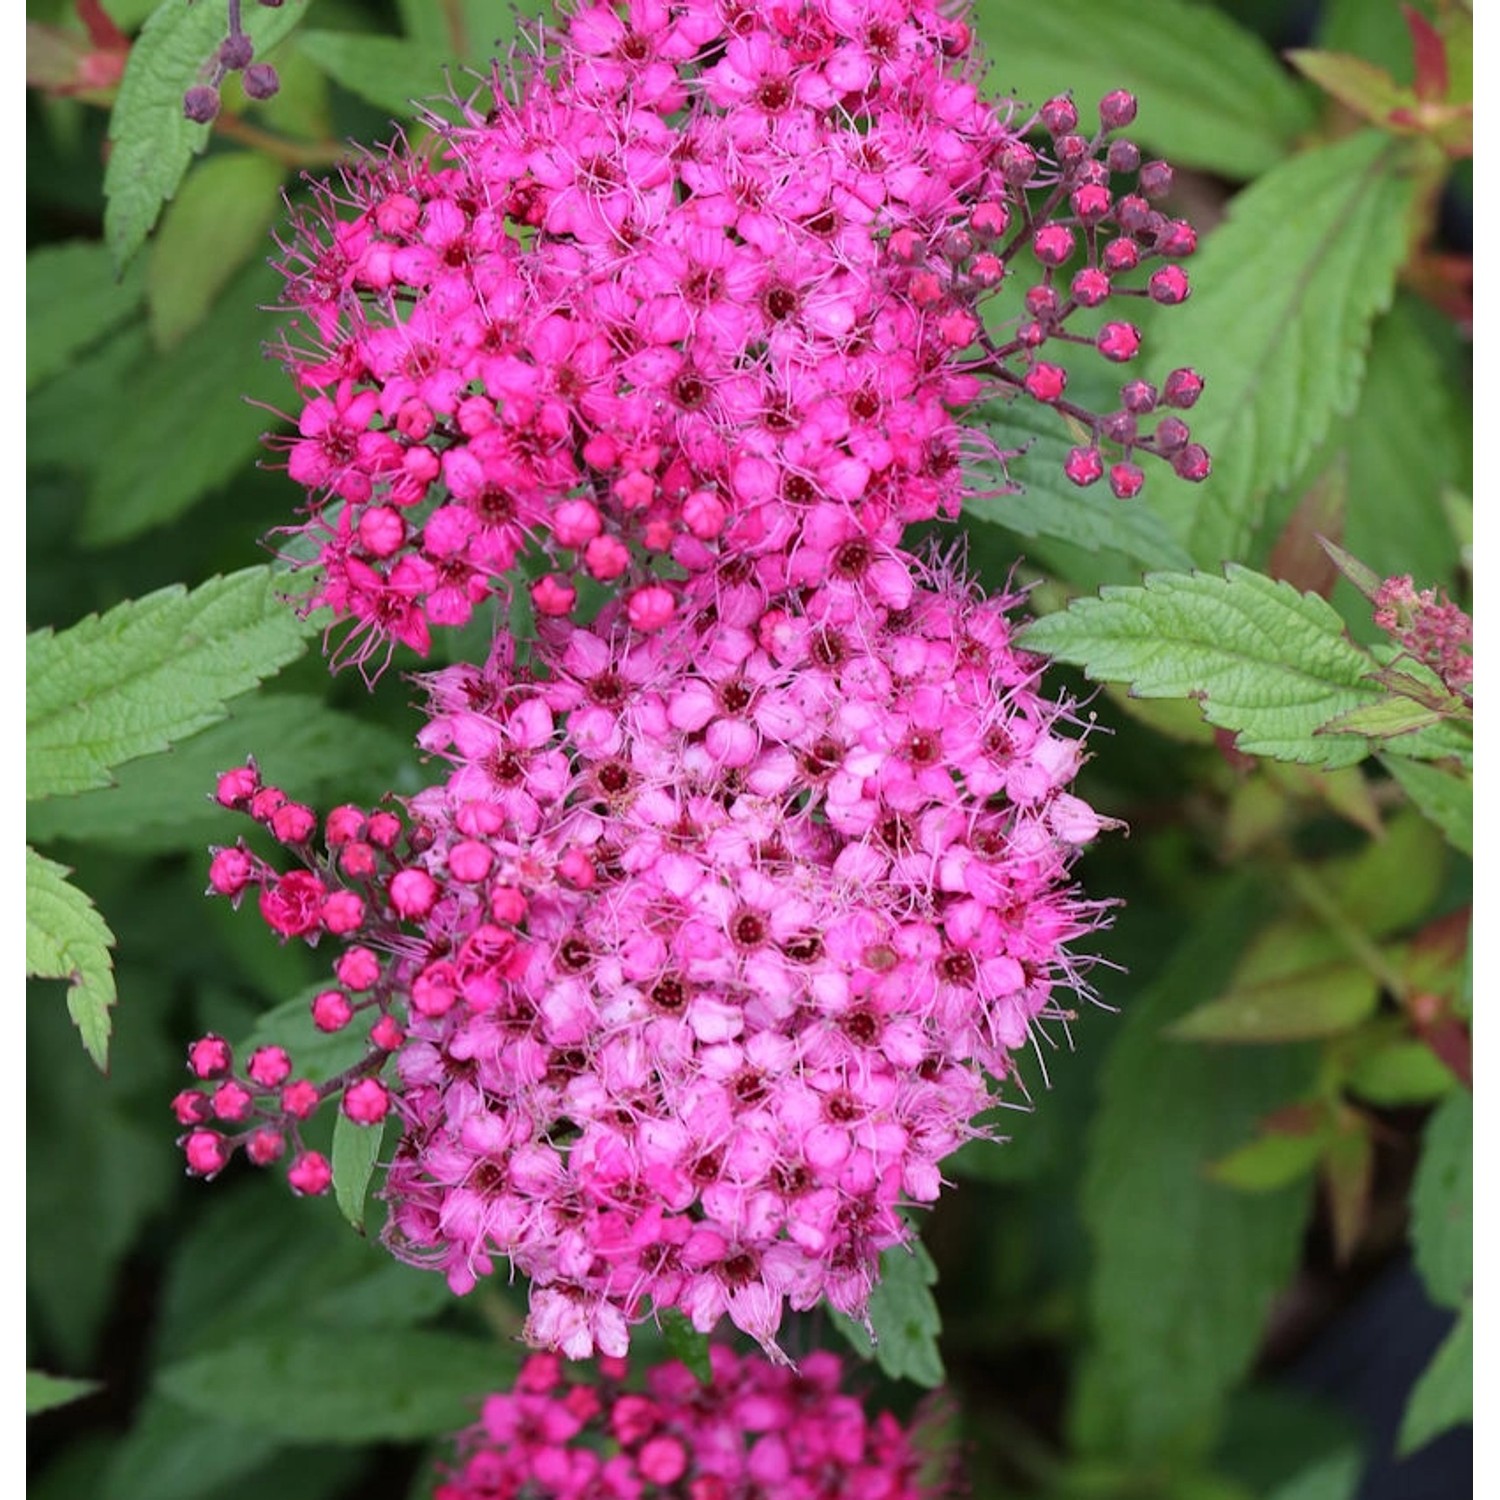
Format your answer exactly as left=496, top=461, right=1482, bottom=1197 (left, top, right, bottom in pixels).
left=1144, top=131, right=1422, bottom=565
left=1410, top=1091, right=1471, bottom=1310
left=103, top=0, right=309, bottom=272
left=1209, top=1131, right=1327, bottom=1193
left=1017, top=566, right=1380, bottom=767
left=27, top=1370, right=101, bottom=1415
left=1337, top=297, right=1464, bottom=614
left=1169, top=918, right=1379, bottom=1042
left=1266, top=1450, right=1363, bottom=1500
left=1398, top=1300, right=1472, bottom=1455
left=27, top=241, right=147, bottom=391
left=1286, top=50, right=1414, bottom=126
left=1322, top=809, right=1446, bottom=938
left=26, top=848, right=117, bottom=1070
left=82, top=260, right=290, bottom=545
left=147, top=152, right=286, bottom=348
left=26, top=694, right=411, bottom=855
left=1347, top=1040, right=1455, bottom=1106
left=156, top=1330, right=519, bottom=1443
left=970, top=0, right=1315, bottom=178
left=26, top=567, right=311, bottom=801
left=967, top=402, right=1195, bottom=572
left=297, top=31, right=454, bottom=118
left=1070, top=879, right=1318, bottom=1460
left=102, top=1398, right=281, bottom=1500
left=1317, top=696, right=1444, bottom=739
left=1379, top=754, right=1472, bottom=857
left=332, top=1114, right=386, bottom=1234
left=659, top=1311, right=713, bottom=1385
left=831, top=1240, right=945, bottom=1388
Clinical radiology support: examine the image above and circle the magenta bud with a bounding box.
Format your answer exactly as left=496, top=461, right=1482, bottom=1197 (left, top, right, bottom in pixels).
left=1139, top=160, right=1175, bottom=199
left=188, top=1034, right=232, bottom=1080
left=1100, top=89, right=1138, bottom=130
left=1153, top=416, right=1191, bottom=454
left=1102, top=238, right=1140, bottom=274
left=183, top=85, right=220, bottom=124
left=1148, top=266, right=1191, bottom=305
left=1102, top=411, right=1138, bottom=445
left=1064, top=447, right=1105, bottom=487
left=171, top=1089, right=212, bottom=1126
left=999, top=140, right=1037, bottom=187
left=1039, top=95, right=1078, bottom=135
left=288, top=1151, right=333, bottom=1197
left=183, top=1129, right=231, bottom=1178
left=211, top=1080, right=255, bottom=1123
left=1120, top=380, right=1159, bottom=414
left=343, top=1078, right=392, bottom=1125
left=1070, top=267, right=1110, bottom=308
left=311, top=989, right=354, bottom=1033
left=247, top=1046, right=293, bottom=1088
left=1097, top=322, right=1142, bottom=362
left=1023, top=363, right=1068, bottom=404
left=1106, top=139, right=1141, bottom=174
left=218, top=33, right=253, bottom=70
left=215, top=763, right=259, bottom=809
left=1156, top=220, right=1197, bottom=257
left=1070, top=184, right=1112, bottom=223
left=1025, top=284, right=1062, bottom=320
left=1172, top=444, right=1212, bottom=482
left=243, top=64, right=280, bottom=101
left=1054, top=133, right=1090, bottom=169
left=1109, top=462, right=1146, bottom=499
left=1163, top=368, right=1205, bottom=408
left=246, top=1128, right=286, bottom=1167
left=1032, top=224, right=1075, bottom=267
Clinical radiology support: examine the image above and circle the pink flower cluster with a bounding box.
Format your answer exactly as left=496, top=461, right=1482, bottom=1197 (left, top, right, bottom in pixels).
left=178, top=0, right=1173, bottom=1366
left=180, top=550, right=1109, bottom=1359
left=1372, top=573, right=1473, bottom=698
left=435, top=1348, right=948, bottom=1500
left=272, top=0, right=1205, bottom=669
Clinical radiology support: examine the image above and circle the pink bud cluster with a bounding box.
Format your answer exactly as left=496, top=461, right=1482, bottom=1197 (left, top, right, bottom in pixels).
left=1372, top=573, right=1473, bottom=698
left=183, top=549, right=1109, bottom=1361
left=435, top=1349, right=948, bottom=1500
left=270, top=0, right=1206, bottom=668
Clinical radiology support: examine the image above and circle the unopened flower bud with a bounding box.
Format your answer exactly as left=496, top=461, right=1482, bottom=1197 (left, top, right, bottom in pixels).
left=1099, top=89, right=1138, bottom=129
left=243, top=64, right=280, bottom=100
left=183, top=86, right=220, bottom=124
left=183, top=1129, right=231, bottom=1177
left=288, top=1151, right=333, bottom=1197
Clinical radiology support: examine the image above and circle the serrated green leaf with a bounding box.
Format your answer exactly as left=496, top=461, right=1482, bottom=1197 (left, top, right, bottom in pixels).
left=26, top=567, right=311, bottom=801
left=27, top=1370, right=101, bottom=1415
left=82, top=260, right=289, bottom=545
left=332, top=1113, right=386, bottom=1233
left=971, top=0, right=1314, bottom=178
left=103, top=0, right=309, bottom=272
left=156, top=1330, right=519, bottom=1442
left=26, top=848, right=117, bottom=1070
left=1144, top=131, right=1422, bottom=565
left=659, top=1310, right=713, bottom=1385
left=1070, top=879, right=1317, bottom=1460
left=1347, top=1040, right=1455, bottom=1106
left=26, top=694, right=411, bottom=854
left=147, top=152, right=286, bottom=348
left=1018, top=566, right=1380, bottom=767
left=297, top=30, right=454, bottom=118
left=967, top=402, right=1195, bottom=572
left=1209, top=1130, right=1327, bottom=1193
left=27, top=241, right=146, bottom=391
left=831, top=1240, right=945, bottom=1388
left=1411, top=1092, right=1471, bottom=1309
left=1379, top=753, right=1472, bottom=856
left=1398, top=1300, right=1471, bottom=1455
